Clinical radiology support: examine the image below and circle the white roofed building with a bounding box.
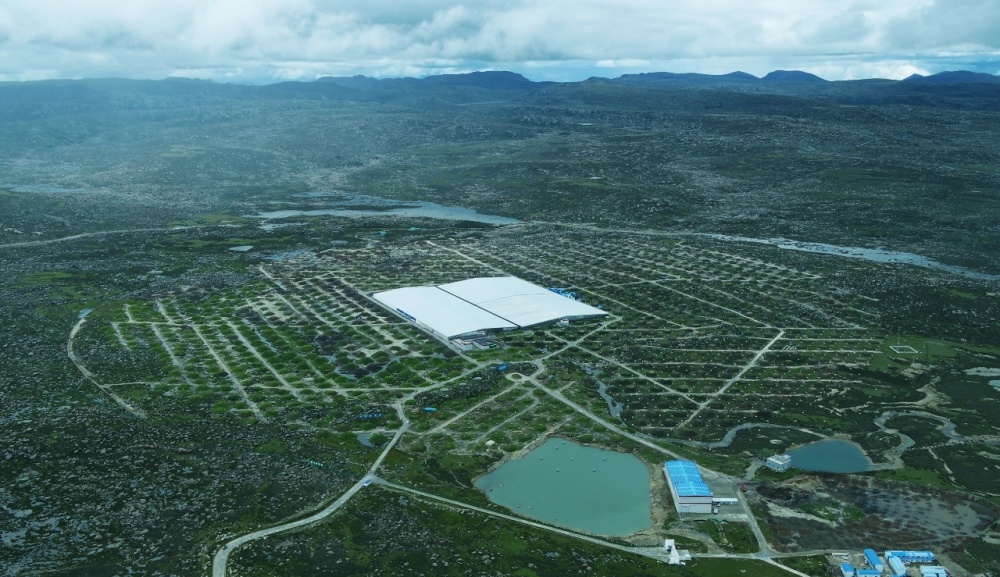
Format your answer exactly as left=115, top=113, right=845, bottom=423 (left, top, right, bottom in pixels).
left=438, top=277, right=607, bottom=327
left=372, top=285, right=516, bottom=340
left=372, top=276, right=607, bottom=341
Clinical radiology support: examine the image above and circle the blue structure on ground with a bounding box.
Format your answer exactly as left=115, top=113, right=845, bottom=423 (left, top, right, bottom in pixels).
left=664, top=460, right=714, bottom=514
left=423, top=407, right=437, bottom=412
left=886, top=550, right=936, bottom=563
left=856, top=570, right=880, bottom=577
left=864, top=549, right=884, bottom=572
left=548, top=287, right=580, bottom=300
left=840, top=562, right=855, bottom=577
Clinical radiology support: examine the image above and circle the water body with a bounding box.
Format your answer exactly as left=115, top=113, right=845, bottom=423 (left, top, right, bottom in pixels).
left=965, top=367, right=1000, bottom=377
left=1, top=184, right=88, bottom=194
left=264, top=249, right=315, bottom=261
left=475, top=438, right=652, bottom=536
left=699, top=234, right=1000, bottom=281
left=596, top=382, right=623, bottom=418
left=787, top=439, right=872, bottom=473
left=253, top=192, right=518, bottom=225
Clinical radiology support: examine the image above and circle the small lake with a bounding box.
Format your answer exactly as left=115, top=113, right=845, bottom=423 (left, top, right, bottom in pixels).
left=475, top=438, right=652, bottom=536
left=253, top=192, right=518, bottom=225
left=699, top=234, right=1000, bottom=281
left=787, top=439, right=872, bottom=473
left=1, top=184, right=88, bottom=194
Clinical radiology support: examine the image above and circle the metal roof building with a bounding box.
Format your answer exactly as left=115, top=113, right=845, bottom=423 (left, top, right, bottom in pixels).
left=888, top=556, right=907, bottom=577
left=864, top=549, right=884, bottom=572
left=372, top=285, right=516, bottom=340
left=664, top=460, right=714, bottom=514
left=372, top=276, right=608, bottom=340
left=886, top=550, right=936, bottom=564
left=439, top=277, right=608, bottom=327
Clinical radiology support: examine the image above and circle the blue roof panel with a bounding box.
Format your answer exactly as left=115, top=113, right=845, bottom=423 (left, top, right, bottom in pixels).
left=664, top=460, right=712, bottom=497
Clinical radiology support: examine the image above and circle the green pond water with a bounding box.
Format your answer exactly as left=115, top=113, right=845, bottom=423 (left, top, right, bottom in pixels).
left=788, top=439, right=872, bottom=473
left=475, top=438, right=653, bottom=536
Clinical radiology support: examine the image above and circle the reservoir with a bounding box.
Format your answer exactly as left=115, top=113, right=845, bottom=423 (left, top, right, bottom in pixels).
left=788, top=439, right=872, bottom=473
left=475, top=438, right=653, bottom=536
left=253, top=193, right=518, bottom=225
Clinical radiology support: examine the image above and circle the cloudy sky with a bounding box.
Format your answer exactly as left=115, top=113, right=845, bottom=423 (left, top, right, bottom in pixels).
left=1, top=0, right=998, bottom=83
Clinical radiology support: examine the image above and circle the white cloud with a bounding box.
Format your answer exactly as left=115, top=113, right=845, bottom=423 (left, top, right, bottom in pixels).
left=0, top=0, right=996, bottom=82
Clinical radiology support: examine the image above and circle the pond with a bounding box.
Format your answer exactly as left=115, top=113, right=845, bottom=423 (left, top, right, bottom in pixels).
left=475, top=438, right=652, bottom=536
left=787, top=439, right=872, bottom=473
left=698, top=233, right=1000, bottom=281
left=1, top=184, right=88, bottom=194
left=253, top=192, right=518, bottom=225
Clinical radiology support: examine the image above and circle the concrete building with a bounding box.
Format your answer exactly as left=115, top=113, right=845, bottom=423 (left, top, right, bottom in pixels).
left=765, top=454, right=792, bottom=472
left=664, top=460, right=714, bottom=515
left=663, top=539, right=692, bottom=565
left=919, top=566, right=949, bottom=577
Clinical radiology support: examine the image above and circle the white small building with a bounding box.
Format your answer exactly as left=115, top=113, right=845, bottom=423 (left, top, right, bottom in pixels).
left=663, top=539, right=692, bottom=565
left=765, top=454, right=792, bottom=472
left=451, top=338, right=475, bottom=352
left=764, top=455, right=792, bottom=473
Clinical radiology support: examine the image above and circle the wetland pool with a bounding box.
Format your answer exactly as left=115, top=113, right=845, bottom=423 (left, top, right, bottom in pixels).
left=254, top=193, right=519, bottom=225
left=788, top=439, right=872, bottom=473
left=475, top=438, right=652, bottom=536
left=699, top=233, right=1000, bottom=281
left=1, top=184, right=88, bottom=194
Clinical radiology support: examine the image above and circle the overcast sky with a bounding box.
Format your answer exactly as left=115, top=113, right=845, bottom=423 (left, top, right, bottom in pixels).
left=1, top=0, right=998, bottom=83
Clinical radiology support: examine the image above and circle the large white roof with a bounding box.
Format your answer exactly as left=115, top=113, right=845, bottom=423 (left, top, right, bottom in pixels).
left=373, top=276, right=607, bottom=340
left=373, top=286, right=516, bottom=338
left=439, top=276, right=608, bottom=327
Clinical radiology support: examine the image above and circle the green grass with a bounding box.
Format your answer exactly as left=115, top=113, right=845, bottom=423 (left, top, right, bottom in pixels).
left=230, top=487, right=805, bottom=577
left=255, top=438, right=287, bottom=454
left=15, top=271, right=80, bottom=286
left=694, top=520, right=758, bottom=553
left=778, top=555, right=832, bottom=577
left=874, top=465, right=949, bottom=488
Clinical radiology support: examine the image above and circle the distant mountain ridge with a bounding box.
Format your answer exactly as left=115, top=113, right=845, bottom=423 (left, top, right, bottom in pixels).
left=2, top=69, right=1000, bottom=117
left=761, top=70, right=827, bottom=83
left=611, top=68, right=1000, bottom=87
left=903, top=70, right=1000, bottom=84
